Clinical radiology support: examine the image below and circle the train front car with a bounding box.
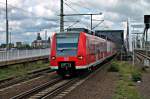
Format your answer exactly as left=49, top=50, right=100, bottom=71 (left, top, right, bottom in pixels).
left=50, top=32, right=86, bottom=77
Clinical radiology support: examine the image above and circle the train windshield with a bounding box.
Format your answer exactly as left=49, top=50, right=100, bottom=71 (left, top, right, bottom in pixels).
left=56, top=33, right=79, bottom=56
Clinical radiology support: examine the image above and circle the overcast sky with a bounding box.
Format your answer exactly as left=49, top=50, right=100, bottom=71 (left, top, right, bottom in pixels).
left=0, top=0, right=150, bottom=44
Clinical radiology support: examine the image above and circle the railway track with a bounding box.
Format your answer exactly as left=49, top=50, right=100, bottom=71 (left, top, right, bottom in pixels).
left=39, top=78, right=79, bottom=99
left=0, top=67, right=53, bottom=89
left=10, top=76, right=84, bottom=99
left=135, top=50, right=150, bottom=57
left=10, top=57, right=112, bottom=99
left=11, top=77, right=63, bottom=99
left=135, top=51, right=150, bottom=60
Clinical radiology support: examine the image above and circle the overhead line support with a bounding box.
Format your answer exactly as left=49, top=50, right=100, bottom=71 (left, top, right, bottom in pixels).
left=62, top=13, right=102, bottom=31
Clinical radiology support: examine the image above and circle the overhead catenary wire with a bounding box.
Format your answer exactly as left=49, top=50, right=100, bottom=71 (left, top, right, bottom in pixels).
left=0, top=1, right=60, bottom=34
left=0, top=1, right=60, bottom=44
left=65, top=0, right=91, bottom=11
left=64, top=2, right=80, bottom=14
left=63, top=0, right=103, bottom=31
left=63, top=0, right=88, bottom=30
left=92, top=20, right=104, bottom=30
left=65, top=20, right=80, bottom=30
left=1, top=0, right=100, bottom=33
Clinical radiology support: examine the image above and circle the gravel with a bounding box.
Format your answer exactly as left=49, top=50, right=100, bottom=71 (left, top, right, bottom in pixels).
left=0, top=72, right=57, bottom=99
left=62, top=66, right=118, bottom=99
left=136, top=68, right=150, bottom=99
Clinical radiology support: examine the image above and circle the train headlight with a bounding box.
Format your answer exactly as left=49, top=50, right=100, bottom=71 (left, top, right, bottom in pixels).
left=78, top=56, right=83, bottom=60
left=51, top=56, right=56, bottom=60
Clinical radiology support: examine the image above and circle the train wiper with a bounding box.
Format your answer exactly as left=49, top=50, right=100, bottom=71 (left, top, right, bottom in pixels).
left=58, top=48, right=76, bottom=52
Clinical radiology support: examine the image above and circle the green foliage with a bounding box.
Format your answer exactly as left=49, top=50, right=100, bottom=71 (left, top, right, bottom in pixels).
left=17, top=44, right=32, bottom=49
left=113, top=80, right=141, bottom=99
left=131, top=71, right=142, bottom=82
left=108, top=61, right=119, bottom=72
left=0, top=62, right=49, bottom=80
left=113, top=61, right=142, bottom=99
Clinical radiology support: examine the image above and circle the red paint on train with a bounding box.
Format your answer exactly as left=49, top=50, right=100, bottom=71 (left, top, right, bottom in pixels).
left=50, top=31, right=116, bottom=76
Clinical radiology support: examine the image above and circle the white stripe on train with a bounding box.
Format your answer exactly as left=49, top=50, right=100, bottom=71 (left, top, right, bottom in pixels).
left=50, top=53, right=116, bottom=70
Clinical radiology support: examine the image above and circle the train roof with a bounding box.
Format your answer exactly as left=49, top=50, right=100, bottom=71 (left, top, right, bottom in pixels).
left=66, top=28, right=93, bottom=35
left=57, top=30, right=114, bottom=42
left=57, top=31, right=80, bottom=34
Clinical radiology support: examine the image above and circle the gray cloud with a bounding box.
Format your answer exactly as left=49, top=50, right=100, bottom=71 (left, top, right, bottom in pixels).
left=0, top=0, right=150, bottom=43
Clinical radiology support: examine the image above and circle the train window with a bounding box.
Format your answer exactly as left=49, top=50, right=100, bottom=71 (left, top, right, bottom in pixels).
left=56, top=33, right=79, bottom=56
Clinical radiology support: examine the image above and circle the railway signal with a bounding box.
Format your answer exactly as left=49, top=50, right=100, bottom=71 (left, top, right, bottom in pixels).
left=143, top=15, right=150, bottom=49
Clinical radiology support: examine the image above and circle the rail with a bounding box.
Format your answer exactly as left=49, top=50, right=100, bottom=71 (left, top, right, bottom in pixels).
left=0, top=67, right=53, bottom=89
left=135, top=49, right=150, bottom=60
left=135, top=49, right=150, bottom=66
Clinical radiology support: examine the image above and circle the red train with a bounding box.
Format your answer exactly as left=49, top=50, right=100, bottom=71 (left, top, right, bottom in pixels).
left=50, top=31, right=116, bottom=76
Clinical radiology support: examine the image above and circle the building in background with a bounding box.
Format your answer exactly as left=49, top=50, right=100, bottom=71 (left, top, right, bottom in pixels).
left=32, top=33, right=50, bottom=48
left=0, top=43, right=14, bottom=48
left=15, top=42, right=31, bottom=49
left=16, top=42, right=22, bottom=48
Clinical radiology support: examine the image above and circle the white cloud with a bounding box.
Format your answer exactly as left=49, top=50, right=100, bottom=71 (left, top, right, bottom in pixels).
left=0, top=33, right=6, bottom=43
left=0, top=0, right=150, bottom=44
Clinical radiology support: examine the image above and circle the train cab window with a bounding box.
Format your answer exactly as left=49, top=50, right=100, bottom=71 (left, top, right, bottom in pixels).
left=56, top=33, right=79, bottom=56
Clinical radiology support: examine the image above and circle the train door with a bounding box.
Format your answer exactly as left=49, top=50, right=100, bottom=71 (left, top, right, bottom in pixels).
left=107, top=42, right=110, bottom=56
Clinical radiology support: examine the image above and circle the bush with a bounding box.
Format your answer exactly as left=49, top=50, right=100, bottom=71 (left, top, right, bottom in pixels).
left=113, top=80, right=141, bottom=99
left=131, top=71, right=142, bottom=82
left=113, top=61, right=142, bottom=99
left=108, top=62, right=119, bottom=72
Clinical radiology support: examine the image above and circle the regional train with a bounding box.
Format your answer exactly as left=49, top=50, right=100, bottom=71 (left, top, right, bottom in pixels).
left=50, top=30, right=116, bottom=77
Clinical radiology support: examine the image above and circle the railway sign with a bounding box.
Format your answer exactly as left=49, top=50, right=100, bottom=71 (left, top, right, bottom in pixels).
left=144, top=15, right=150, bottom=29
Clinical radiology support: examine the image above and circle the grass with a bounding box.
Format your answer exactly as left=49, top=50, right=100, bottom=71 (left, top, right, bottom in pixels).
left=111, top=61, right=142, bottom=99
left=0, top=61, right=49, bottom=80
left=114, top=80, right=141, bottom=99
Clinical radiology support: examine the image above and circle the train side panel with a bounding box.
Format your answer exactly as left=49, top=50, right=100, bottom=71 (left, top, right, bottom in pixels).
left=50, top=33, right=57, bottom=69
left=85, top=34, right=116, bottom=68
left=76, top=32, right=87, bottom=69
left=50, top=32, right=116, bottom=76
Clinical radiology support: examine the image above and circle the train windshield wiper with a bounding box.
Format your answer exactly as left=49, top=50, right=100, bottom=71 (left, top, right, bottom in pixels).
left=58, top=48, right=77, bottom=52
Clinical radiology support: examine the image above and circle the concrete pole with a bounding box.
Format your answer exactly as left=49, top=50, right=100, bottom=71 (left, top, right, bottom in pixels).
left=60, top=0, right=64, bottom=32
left=91, top=14, right=92, bottom=31
left=6, top=0, right=9, bottom=49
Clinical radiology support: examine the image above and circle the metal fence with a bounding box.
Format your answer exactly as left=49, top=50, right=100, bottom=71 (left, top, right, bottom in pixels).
left=0, top=48, right=50, bottom=62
